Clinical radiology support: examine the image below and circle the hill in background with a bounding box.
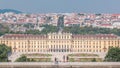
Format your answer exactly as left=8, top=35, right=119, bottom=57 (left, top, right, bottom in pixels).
left=0, top=9, right=22, bottom=14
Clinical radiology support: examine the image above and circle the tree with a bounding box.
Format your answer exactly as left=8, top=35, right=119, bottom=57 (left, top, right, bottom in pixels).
left=63, top=26, right=120, bottom=36
left=0, top=44, right=11, bottom=62
left=15, top=55, right=29, bottom=62
left=92, top=58, right=96, bottom=62
left=16, top=55, right=39, bottom=62
left=105, top=47, right=120, bottom=62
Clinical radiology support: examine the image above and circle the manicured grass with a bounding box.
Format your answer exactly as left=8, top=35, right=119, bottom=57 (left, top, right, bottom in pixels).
left=69, top=58, right=103, bottom=62
left=19, top=54, right=52, bottom=62
left=68, top=53, right=99, bottom=57
left=29, top=58, right=51, bottom=62
left=24, top=53, right=52, bottom=57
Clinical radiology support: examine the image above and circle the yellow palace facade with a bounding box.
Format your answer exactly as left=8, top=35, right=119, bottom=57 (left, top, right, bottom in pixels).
left=0, top=33, right=120, bottom=55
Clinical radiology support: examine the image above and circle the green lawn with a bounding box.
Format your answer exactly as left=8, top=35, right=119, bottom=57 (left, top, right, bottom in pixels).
left=68, top=53, right=99, bottom=57
left=69, top=58, right=103, bottom=62
left=29, top=58, right=51, bottom=62
left=24, top=53, right=52, bottom=57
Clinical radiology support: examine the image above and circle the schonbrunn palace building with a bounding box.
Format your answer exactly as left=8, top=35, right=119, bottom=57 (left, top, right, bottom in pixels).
left=0, top=32, right=120, bottom=58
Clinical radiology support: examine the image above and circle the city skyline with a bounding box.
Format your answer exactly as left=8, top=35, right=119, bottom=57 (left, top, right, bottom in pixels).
left=1, top=0, right=120, bottom=64
left=0, top=0, right=120, bottom=13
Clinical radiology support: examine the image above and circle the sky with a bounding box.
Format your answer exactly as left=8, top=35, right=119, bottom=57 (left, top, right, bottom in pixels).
left=0, top=0, right=120, bottom=13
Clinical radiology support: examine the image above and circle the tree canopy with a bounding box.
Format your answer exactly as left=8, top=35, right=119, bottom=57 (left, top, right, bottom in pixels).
left=15, top=55, right=36, bottom=62
left=1, top=24, right=120, bottom=36
left=63, top=26, right=120, bottom=36
left=15, top=55, right=29, bottom=62
left=105, top=47, right=120, bottom=62
left=0, top=44, right=11, bottom=62
left=25, top=25, right=59, bottom=34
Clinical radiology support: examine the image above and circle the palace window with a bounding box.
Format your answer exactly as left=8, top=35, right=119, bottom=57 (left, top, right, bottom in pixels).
left=89, top=49, right=91, bottom=52
left=96, top=50, right=98, bottom=52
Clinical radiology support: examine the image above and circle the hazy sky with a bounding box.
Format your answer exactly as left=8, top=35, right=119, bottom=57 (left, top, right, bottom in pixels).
left=0, top=0, right=120, bottom=13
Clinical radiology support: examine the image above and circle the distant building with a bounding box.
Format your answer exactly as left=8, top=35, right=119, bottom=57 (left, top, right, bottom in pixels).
left=0, top=33, right=120, bottom=60
left=113, top=21, right=120, bottom=29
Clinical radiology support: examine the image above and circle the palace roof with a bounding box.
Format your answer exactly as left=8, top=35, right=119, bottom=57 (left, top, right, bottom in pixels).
left=72, top=34, right=118, bottom=39
left=2, top=34, right=47, bottom=39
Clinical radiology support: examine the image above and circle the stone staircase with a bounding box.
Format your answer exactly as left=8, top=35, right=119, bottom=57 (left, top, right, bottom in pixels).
left=8, top=52, right=22, bottom=62
left=52, top=53, right=67, bottom=62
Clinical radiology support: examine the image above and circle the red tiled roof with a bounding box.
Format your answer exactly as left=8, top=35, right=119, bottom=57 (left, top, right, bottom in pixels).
left=100, top=24, right=112, bottom=26
left=112, top=14, right=120, bottom=16
left=1, top=34, right=118, bottom=39
left=72, top=34, right=118, bottom=39
left=2, top=34, right=47, bottom=39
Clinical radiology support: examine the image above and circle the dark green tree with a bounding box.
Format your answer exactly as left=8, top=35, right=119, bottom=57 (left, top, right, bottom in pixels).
left=15, top=55, right=29, bottom=62
left=92, top=58, right=97, bottom=62
left=0, top=44, right=11, bottom=62
left=63, top=26, right=120, bottom=36
left=105, top=47, right=120, bottom=62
